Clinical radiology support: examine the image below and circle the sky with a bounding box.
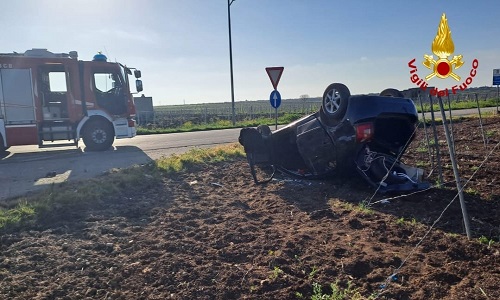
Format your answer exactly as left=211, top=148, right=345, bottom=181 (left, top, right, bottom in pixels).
left=1, top=0, right=499, bottom=106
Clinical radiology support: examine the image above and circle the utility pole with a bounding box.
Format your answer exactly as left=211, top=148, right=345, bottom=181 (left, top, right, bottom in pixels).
left=228, top=0, right=236, bottom=126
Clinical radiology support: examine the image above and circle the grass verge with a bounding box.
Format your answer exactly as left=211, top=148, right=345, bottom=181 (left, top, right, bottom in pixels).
left=137, top=113, right=303, bottom=135
left=155, top=143, right=244, bottom=173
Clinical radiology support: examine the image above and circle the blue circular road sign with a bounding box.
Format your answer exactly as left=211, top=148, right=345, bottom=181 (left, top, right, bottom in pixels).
left=270, top=90, right=281, bottom=109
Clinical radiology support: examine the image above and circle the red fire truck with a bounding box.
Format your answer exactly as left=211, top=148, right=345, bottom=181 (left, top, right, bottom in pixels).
left=0, top=48, right=142, bottom=152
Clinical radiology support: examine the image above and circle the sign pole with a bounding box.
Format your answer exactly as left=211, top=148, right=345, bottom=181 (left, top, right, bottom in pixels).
left=275, top=107, right=278, bottom=130
left=493, top=69, right=500, bottom=113
left=497, top=84, right=499, bottom=114
left=227, top=0, right=236, bottom=126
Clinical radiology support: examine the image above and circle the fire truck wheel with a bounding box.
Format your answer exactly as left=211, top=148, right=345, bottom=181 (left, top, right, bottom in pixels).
left=83, top=120, right=115, bottom=151
left=0, top=134, right=8, bottom=153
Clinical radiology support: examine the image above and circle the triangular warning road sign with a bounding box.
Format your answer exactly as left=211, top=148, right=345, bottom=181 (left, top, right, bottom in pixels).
left=265, top=67, right=284, bottom=90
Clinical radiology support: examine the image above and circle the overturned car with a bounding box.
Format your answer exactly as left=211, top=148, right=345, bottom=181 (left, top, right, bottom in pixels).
left=238, top=83, right=430, bottom=193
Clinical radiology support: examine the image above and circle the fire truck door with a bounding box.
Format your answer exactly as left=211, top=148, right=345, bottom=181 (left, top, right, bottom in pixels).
left=0, top=69, right=38, bottom=146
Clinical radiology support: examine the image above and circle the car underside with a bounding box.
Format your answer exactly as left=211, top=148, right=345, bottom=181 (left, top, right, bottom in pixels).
left=238, top=83, right=430, bottom=193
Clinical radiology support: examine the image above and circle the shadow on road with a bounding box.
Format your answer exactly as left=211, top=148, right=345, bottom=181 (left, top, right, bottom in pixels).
left=0, top=145, right=153, bottom=203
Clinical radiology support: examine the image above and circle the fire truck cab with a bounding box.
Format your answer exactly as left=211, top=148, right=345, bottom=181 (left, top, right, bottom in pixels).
left=0, top=48, right=142, bottom=152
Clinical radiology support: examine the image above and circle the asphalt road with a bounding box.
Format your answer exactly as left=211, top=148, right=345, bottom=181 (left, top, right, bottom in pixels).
left=0, top=128, right=242, bottom=201
left=0, top=106, right=497, bottom=202
left=421, top=106, right=498, bottom=120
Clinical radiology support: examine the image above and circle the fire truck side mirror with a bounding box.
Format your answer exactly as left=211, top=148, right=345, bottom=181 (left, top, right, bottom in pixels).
left=136, top=80, right=143, bottom=92
left=134, top=70, right=142, bottom=79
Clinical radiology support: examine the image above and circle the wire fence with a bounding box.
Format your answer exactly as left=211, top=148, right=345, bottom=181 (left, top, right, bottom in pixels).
left=372, top=138, right=500, bottom=298
left=139, top=99, right=322, bottom=127
left=359, top=106, right=500, bottom=298
left=137, top=90, right=499, bottom=128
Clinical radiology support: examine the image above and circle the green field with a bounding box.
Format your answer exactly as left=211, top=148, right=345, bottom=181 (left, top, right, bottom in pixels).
left=137, top=87, right=500, bottom=134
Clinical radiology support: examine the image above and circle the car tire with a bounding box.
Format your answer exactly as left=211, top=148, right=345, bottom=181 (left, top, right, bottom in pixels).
left=257, top=124, right=272, bottom=137
left=380, top=88, right=404, bottom=98
left=82, top=120, right=114, bottom=151
left=320, top=83, right=350, bottom=126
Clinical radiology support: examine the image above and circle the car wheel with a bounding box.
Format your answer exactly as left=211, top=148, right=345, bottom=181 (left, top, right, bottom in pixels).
left=257, top=124, right=272, bottom=137
left=82, top=120, right=115, bottom=151
left=380, top=88, right=404, bottom=98
left=320, top=83, right=350, bottom=126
